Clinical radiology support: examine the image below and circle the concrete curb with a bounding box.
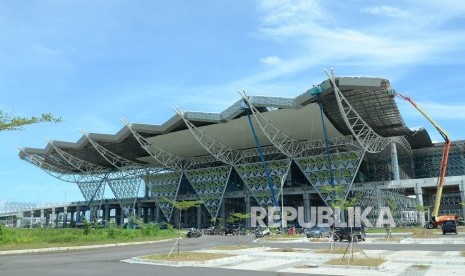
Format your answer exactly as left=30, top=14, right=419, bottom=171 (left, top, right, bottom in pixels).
left=126, top=255, right=247, bottom=266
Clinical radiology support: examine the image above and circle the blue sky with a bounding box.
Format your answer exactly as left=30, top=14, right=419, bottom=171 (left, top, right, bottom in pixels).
left=1, top=0, right=465, bottom=210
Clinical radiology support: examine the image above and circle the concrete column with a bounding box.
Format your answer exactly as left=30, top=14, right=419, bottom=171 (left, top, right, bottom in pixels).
left=303, top=193, right=311, bottom=223
left=221, top=200, right=226, bottom=226
left=411, top=158, right=416, bottom=179
left=183, top=208, right=188, bottom=227
left=104, top=206, right=110, bottom=223
left=391, top=143, right=400, bottom=180
left=173, top=208, right=180, bottom=229
left=51, top=207, right=56, bottom=228
left=197, top=206, right=202, bottom=229
left=137, top=205, right=142, bottom=218
left=149, top=206, right=155, bottom=223
left=144, top=177, right=150, bottom=198
left=143, top=207, right=148, bottom=223
left=30, top=209, right=34, bottom=228
left=63, top=206, right=68, bottom=228
left=415, top=184, right=426, bottom=227
left=76, top=207, right=81, bottom=224
left=245, top=195, right=251, bottom=227
left=70, top=210, right=75, bottom=224
left=16, top=214, right=22, bottom=228
left=40, top=209, right=45, bottom=228
left=115, top=207, right=122, bottom=226
left=155, top=205, right=160, bottom=223
left=459, top=181, right=465, bottom=219
left=45, top=212, right=50, bottom=227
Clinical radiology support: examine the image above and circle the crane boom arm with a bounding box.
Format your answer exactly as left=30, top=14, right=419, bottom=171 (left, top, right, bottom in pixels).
left=394, top=92, right=451, bottom=221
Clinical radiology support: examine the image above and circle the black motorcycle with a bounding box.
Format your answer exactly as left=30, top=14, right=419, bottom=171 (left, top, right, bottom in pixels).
left=254, top=227, right=271, bottom=238
left=186, top=228, right=202, bottom=238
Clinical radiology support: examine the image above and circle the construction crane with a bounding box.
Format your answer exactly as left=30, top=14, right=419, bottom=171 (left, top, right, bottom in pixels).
left=392, top=91, right=456, bottom=228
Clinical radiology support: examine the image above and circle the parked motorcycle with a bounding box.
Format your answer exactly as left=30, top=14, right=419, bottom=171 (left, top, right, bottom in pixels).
left=186, top=228, right=202, bottom=238
left=254, top=227, right=271, bottom=238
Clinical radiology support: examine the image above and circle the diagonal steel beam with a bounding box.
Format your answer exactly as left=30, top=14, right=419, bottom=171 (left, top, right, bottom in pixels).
left=18, top=146, right=92, bottom=183
left=325, top=68, right=411, bottom=154
left=80, top=129, right=143, bottom=171
left=239, top=91, right=300, bottom=158
left=44, top=137, right=108, bottom=175
left=174, top=108, right=241, bottom=165
left=121, top=118, right=186, bottom=171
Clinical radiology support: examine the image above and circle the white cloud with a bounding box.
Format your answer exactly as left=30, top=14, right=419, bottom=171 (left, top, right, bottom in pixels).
left=260, top=56, right=282, bottom=66
left=362, top=5, right=409, bottom=18
left=250, top=0, right=465, bottom=84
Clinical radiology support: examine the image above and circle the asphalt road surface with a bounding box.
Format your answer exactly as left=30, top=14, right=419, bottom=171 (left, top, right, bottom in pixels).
left=1, top=235, right=463, bottom=276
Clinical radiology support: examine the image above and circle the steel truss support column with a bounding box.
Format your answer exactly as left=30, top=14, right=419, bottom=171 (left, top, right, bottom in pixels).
left=184, top=166, right=233, bottom=220
left=236, top=159, right=291, bottom=209
left=148, top=171, right=182, bottom=221
left=325, top=69, right=411, bottom=154
left=81, top=129, right=149, bottom=220
left=107, top=177, right=142, bottom=218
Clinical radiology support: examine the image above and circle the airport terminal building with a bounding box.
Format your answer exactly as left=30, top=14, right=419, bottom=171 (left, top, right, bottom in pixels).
left=5, top=75, right=465, bottom=228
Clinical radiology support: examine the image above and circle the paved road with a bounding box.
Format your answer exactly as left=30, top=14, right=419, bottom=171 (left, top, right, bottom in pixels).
left=0, top=236, right=319, bottom=276
left=1, top=235, right=463, bottom=276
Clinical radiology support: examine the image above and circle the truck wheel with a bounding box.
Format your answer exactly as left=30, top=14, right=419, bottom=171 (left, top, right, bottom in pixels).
left=426, top=223, right=434, bottom=229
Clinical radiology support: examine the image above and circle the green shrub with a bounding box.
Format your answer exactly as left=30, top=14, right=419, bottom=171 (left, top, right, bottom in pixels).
left=82, top=219, right=91, bottom=236
left=141, top=223, right=160, bottom=236
left=107, top=224, right=117, bottom=239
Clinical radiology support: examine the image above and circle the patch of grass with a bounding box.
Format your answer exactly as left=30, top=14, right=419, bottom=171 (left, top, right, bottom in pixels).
left=267, top=247, right=304, bottom=252
left=411, top=229, right=436, bottom=239
left=375, top=236, right=402, bottom=241
left=325, top=257, right=386, bottom=267
left=0, top=224, right=177, bottom=251
left=141, top=251, right=232, bottom=261
left=261, top=235, right=302, bottom=240
left=410, top=264, right=430, bottom=270
left=315, top=247, right=361, bottom=254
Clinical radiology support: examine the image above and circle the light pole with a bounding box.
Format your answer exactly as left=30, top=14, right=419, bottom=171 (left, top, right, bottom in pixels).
left=280, top=173, right=288, bottom=236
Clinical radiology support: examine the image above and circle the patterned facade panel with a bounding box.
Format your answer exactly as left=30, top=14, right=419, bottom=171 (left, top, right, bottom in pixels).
left=295, top=150, right=364, bottom=204
left=235, top=159, right=291, bottom=208
left=77, top=181, right=106, bottom=203
left=185, top=166, right=232, bottom=219
left=107, top=177, right=142, bottom=216
left=146, top=172, right=182, bottom=221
